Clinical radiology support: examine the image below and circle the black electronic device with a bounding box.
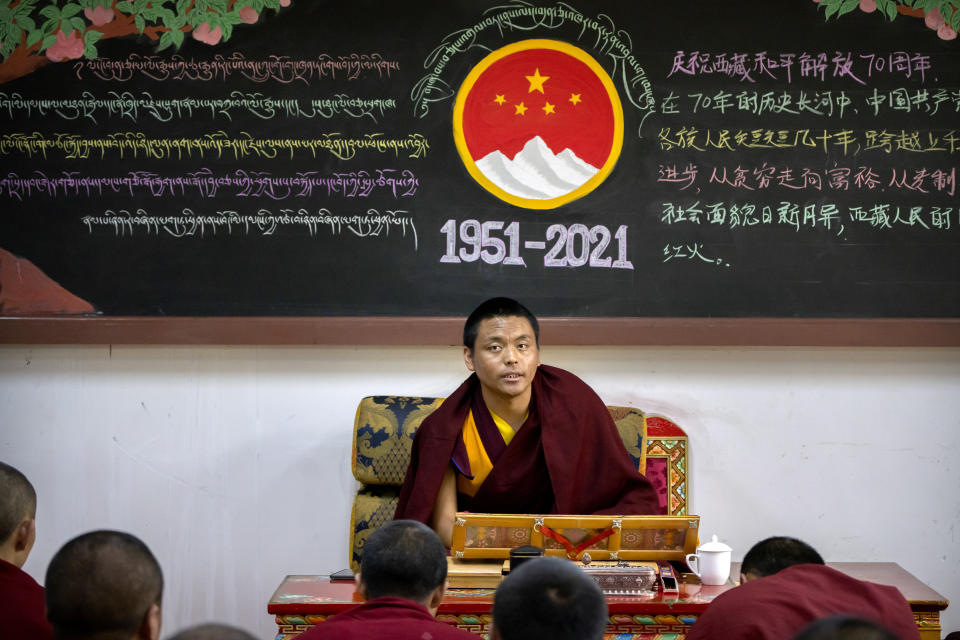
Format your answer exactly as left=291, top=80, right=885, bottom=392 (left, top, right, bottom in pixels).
left=657, top=561, right=679, bottom=594
left=509, top=545, right=544, bottom=572
left=329, top=568, right=354, bottom=582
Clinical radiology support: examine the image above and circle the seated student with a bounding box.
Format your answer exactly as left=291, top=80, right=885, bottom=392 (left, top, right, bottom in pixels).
left=490, top=556, right=607, bottom=640
left=166, top=623, right=256, bottom=640
left=46, top=530, right=164, bottom=640
left=685, top=536, right=921, bottom=640
left=297, top=520, right=475, bottom=640
left=0, top=461, right=54, bottom=639
left=395, top=297, right=659, bottom=545
left=793, top=615, right=901, bottom=640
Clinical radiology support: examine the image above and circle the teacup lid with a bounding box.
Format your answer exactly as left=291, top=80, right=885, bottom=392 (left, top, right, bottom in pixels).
left=698, top=534, right=731, bottom=552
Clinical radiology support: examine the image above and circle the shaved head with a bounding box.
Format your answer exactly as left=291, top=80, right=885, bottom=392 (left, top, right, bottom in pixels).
left=167, top=623, right=257, bottom=640
left=741, top=536, right=824, bottom=580
left=464, top=297, right=539, bottom=351
left=0, top=461, right=36, bottom=543
left=493, top=556, right=607, bottom=640
left=361, top=519, right=447, bottom=601
left=794, top=615, right=901, bottom=640
left=46, top=530, right=163, bottom=640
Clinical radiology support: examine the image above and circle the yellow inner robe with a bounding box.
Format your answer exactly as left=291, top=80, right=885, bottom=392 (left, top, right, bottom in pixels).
left=456, top=408, right=526, bottom=497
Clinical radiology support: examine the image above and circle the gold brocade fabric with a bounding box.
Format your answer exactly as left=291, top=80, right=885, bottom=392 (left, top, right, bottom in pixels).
left=352, top=396, right=444, bottom=485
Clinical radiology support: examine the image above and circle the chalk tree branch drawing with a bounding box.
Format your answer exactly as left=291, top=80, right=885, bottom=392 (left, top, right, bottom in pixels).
left=0, top=0, right=290, bottom=84
left=817, top=0, right=959, bottom=39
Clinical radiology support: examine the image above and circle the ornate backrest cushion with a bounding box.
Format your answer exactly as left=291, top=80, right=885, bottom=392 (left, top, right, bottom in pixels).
left=352, top=396, right=444, bottom=486
left=352, top=396, right=648, bottom=485
left=349, top=485, right=400, bottom=573
left=608, top=406, right=647, bottom=475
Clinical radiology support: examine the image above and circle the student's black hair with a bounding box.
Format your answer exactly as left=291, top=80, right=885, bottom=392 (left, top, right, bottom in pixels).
left=741, top=536, right=825, bottom=578
left=463, top=297, right=539, bottom=351
left=492, top=556, right=607, bottom=640
left=360, top=519, right=447, bottom=602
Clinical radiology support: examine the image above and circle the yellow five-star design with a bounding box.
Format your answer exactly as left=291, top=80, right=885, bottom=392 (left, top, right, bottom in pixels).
left=542, top=101, right=555, bottom=115
left=514, top=102, right=527, bottom=115
left=494, top=94, right=506, bottom=105
left=569, top=93, right=582, bottom=105
left=525, top=68, right=549, bottom=93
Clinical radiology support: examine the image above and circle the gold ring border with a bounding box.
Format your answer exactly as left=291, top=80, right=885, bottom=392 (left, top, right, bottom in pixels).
left=452, top=38, right=624, bottom=211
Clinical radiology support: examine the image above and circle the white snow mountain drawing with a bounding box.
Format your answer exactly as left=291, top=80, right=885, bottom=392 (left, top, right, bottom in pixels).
left=475, top=136, right=598, bottom=199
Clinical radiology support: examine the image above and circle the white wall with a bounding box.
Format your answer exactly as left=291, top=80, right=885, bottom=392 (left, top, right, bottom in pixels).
left=1, top=344, right=957, bottom=639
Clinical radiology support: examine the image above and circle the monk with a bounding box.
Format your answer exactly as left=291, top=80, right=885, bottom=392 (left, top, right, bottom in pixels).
left=793, top=616, right=902, bottom=640
left=491, top=556, right=608, bottom=640
left=297, top=520, right=476, bottom=640
left=685, top=537, right=921, bottom=640
left=0, top=461, right=53, bottom=640
left=45, top=530, right=164, bottom=640
left=394, top=297, right=660, bottom=546
left=167, top=623, right=257, bottom=640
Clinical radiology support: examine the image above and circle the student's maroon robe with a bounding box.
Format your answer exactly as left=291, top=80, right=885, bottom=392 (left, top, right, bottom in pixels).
left=0, top=558, right=54, bottom=640
left=295, top=596, right=477, bottom=640
left=685, top=564, right=921, bottom=640
left=394, top=364, right=660, bottom=521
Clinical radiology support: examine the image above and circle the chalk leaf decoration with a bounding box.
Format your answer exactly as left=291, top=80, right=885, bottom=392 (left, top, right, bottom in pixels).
left=817, top=0, right=959, bottom=40
left=0, top=0, right=291, bottom=83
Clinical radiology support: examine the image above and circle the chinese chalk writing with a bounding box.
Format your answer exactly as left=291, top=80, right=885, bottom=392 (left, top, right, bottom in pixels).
left=658, top=128, right=959, bottom=155
left=658, top=163, right=956, bottom=196
left=658, top=88, right=960, bottom=118
left=667, top=51, right=931, bottom=84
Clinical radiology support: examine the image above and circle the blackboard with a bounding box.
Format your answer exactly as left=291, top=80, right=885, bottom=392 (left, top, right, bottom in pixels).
left=0, top=0, right=958, bottom=344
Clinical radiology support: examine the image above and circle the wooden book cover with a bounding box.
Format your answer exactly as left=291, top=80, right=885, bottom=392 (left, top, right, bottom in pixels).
left=451, top=513, right=700, bottom=562
left=446, top=558, right=505, bottom=588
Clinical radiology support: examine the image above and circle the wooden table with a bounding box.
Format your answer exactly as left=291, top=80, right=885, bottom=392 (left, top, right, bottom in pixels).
left=268, top=562, right=948, bottom=639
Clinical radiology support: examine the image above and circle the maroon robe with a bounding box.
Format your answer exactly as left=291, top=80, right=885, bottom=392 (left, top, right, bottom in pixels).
left=295, top=596, right=477, bottom=640
left=0, top=558, right=54, bottom=640
left=685, top=564, right=921, bottom=640
left=395, top=364, right=660, bottom=521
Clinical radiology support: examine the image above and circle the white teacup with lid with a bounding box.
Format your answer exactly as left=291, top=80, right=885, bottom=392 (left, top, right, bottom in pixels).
left=685, top=534, right=732, bottom=586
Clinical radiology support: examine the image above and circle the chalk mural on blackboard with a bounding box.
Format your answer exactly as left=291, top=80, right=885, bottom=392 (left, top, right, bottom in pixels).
left=0, top=0, right=293, bottom=315
left=0, top=248, right=95, bottom=315
left=0, top=1, right=957, bottom=319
